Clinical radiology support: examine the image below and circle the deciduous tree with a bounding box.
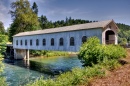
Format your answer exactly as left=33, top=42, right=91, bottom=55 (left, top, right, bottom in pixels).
left=0, top=21, right=5, bottom=34
left=9, top=0, right=40, bottom=42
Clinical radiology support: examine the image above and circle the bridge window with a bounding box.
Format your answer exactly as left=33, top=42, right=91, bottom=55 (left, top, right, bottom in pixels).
left=25, top=40, right=27, bottom=46
left=36, top=39, right=39, bottom=46
left=30, top=39, right=32, bottom=46
left=82, top=36, right=87, bottom=43
left=16, top=40, right=18, bottom=45
left=70, top=37, right=74, bottom=46
left=43, top=39, right=46, bottom=46
left=59, top=38, right=63, bottom=46
left=51, top=38, right=54, bottom=46
left=20, top=40, right=22, bottom=45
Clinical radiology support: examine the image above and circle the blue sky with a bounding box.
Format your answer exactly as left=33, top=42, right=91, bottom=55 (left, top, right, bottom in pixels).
left=0, top=0, right=130, bottom=29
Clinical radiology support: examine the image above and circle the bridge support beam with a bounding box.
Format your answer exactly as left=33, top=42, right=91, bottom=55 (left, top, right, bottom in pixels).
left=26, top=49, right=29, bottom=60
left=14, top=49, right=29, bottom=60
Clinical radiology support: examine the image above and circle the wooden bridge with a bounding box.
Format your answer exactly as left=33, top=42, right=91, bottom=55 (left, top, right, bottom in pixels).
left=13, top=20, right=118, bottom=60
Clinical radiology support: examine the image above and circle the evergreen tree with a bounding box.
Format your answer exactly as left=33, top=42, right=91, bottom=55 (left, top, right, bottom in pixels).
left=32, top=2, right=38, bottom=15
left=39, top=15, right=48, bottom=29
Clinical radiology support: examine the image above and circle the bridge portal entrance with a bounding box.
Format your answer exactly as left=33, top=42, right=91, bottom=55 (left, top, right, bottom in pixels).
left=105, top=30, right=115, bottom=44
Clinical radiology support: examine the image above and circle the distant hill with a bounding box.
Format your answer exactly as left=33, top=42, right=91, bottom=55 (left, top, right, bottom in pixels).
left=117, top=23, right=130, bottom=44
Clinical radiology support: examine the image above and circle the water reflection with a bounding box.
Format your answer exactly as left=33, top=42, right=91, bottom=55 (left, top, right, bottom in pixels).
left=2, top=63, right=46, bottom=86
left=4, top=56, right=82, bottom=75
left=30, top=61, right=65, bottom=75
left=30, top=56, right=83, bottom=75
left=3, top=56, right=82, bottom=86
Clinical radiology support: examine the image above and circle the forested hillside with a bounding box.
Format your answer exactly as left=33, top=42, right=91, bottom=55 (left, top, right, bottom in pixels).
left=117, top=23, right=130, bottom=44
left=38, top=15, right=97, bottom=29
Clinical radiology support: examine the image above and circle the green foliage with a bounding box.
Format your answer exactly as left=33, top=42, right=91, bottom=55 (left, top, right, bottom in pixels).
left=100, top=59, right=121, bottom=70
left=0, top=21, right=5, bottom=34
left=0, top=34, right=8, bottom=86
left=30, top=50, right=68, bottom=57
left=78, top=37, right=101, bottom=66
left=26, top=64, right=106, bottom=86
left=9, top=0, right=40, bottom=42
left=38, top=16, right=95, bottom=29
left=117, top=23, right=130, bottom=43
left=119, top=38, right=127, bottom=45
left=0, top=58, right=7, bottom=86
left=26, top=41, right=124, bottom=86
left=0, top=77, right=7, bottom=86
left=78, top=37, right=126, bottom=66
left=0, top=34, right=8, bottom=57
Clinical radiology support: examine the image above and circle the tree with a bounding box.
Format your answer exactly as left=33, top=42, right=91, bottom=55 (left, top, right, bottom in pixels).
left=39, top=15, right=48, bottom=29
left=117, top=23, right=130, bottom=43
left=0, top=21, right=5, bottom=34
left=32, top=2, right=38, bottom=15
left=9, top=0, right=40, bottom=42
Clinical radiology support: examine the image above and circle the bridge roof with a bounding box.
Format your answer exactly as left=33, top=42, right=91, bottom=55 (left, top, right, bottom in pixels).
left=13, top=19, right=117, bottom=37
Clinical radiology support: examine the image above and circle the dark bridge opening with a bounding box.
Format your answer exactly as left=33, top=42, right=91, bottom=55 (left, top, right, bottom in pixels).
left=105, top=30, right=115, bottom=44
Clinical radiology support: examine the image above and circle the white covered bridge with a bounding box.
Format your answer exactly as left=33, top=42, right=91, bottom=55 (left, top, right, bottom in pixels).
left=13, top=20, right=118, bottom=59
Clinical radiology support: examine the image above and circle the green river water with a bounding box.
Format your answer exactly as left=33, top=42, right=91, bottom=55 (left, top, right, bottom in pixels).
left=2, top=56, right=82, bottom=86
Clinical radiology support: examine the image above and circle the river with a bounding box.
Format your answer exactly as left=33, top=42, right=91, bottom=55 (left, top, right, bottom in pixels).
left=2, top=56, right=82, bottom=86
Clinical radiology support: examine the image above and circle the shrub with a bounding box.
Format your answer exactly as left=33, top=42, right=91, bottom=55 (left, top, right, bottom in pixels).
left=26, top=65, right=106, bottom=86
left=0, top=58, right=7, bottom=86
left=30, top=50, right=68, bottom=57
left=78, top=36, right=126, bottom=66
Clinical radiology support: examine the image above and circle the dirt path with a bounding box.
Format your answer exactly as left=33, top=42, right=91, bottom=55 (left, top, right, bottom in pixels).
left=89, top=49, right=130, bottom=86
left=89, top=64, right=130, bottom=86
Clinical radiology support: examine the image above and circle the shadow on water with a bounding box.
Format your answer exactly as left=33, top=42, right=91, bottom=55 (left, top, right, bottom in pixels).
left=4, top=56, right=83, bottom=76
left=2, top=56, right=83, bottom=86
left=30, top=61, right=66, bottom=75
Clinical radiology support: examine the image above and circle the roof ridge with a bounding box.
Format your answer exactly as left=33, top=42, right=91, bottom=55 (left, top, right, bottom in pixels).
left=13, top=19, right=114, bottom=37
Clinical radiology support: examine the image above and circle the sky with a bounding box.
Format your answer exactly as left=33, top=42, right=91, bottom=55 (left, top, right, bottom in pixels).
left=0, top=0, right=130, bottom=30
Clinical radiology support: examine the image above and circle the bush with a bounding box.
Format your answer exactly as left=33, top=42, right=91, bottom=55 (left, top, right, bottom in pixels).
left=0, top=58, right=7, bottom=86
left=78, top=36, right=126, bottom=66
left=26, top=65, right=106, bottom=86
left=100, top=59, right=121, bottom=70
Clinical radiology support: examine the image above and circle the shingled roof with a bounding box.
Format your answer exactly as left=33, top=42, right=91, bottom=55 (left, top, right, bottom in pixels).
left=13, top=19, right=116, bottom=37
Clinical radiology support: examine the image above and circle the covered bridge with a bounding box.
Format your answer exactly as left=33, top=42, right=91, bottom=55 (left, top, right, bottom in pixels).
left=13, top=19, right=118, bottom=59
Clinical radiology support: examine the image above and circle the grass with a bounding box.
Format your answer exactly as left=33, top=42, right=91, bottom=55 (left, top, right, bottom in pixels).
left=30, top=50, right=69, bottom=57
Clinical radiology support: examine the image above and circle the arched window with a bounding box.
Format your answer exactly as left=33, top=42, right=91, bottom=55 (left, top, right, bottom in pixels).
left=59, top=38, right=63, bottom=46
left=21, top=40, right=22, bottom=45
left=51, top=38, right=54, bottom=46
left=16, top=40, right=18, bottom=45
left=70, top=37, right=74, bottom=46
left=82, top=36, right=87, bottom=43
left=36, top=39, right=39, bottom=46
left=30, top=39, right=32, bottom=46
left=43, top=39, right=46, bottom=46
left=25, top=40, right=27, bottom=46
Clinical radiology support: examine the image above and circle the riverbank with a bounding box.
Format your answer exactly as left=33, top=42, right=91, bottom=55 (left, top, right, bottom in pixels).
left=26, top=45, right=127, bottom=86
left=88, top=49, right=130, bottom=86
